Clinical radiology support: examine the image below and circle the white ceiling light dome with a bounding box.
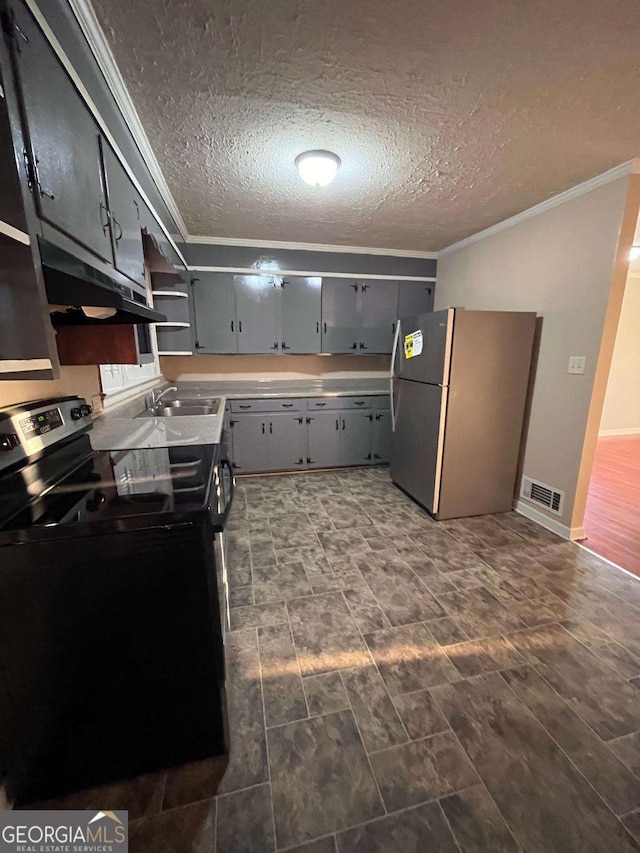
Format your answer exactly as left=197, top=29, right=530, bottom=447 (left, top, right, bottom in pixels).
left=295, top=150, right=341, bottom=187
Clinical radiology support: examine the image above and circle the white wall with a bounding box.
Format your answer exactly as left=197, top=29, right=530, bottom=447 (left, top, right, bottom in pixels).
left=435, top=175, right=635, bottom=536
left=599, top=275, right=640, bottom=435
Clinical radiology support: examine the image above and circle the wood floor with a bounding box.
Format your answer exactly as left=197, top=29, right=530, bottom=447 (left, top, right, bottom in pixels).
left=583, top=435, right=640, bottom=577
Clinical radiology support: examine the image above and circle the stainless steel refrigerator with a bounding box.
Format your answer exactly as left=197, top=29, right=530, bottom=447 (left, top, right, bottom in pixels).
left=390, top=308, right=536, bottom=520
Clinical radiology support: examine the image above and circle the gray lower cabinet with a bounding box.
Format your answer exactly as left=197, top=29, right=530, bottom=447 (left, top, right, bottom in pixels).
left=192, top=272, right=238, bottom=353
left=231, top=412, right=307, bottom=472
left=307, top=411, right=341, bottom=468
left=100, top=140, right=145, bottom=287
left=230, top=396, right=390, bottom=473
left=10, top=1, right=112, bottom=263
left=281, top=276, right=321, bottom=353
left=397, top=282, right=435, bottom=318
left=268, top=414, right=307, bottom=469
left=359, top=280, right=399, bottom=353
left=321, top=278, right=359, bottom=353
left=372, top=410, right=392, bottom=463
left=235, top=274, right=281, bottom=353
left=230, top=414, right=269, bottom=473
left=340, top=411, right=374, bottom=466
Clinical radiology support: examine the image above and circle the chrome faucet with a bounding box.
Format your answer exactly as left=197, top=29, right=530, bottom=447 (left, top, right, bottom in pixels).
left=151, top=386, right=177, bottom=407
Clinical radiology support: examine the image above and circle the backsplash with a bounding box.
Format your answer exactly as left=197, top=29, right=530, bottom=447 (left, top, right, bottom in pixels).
left=160, top=354, right=391, bottom=382
left=0, top=365, right=103, bottom=412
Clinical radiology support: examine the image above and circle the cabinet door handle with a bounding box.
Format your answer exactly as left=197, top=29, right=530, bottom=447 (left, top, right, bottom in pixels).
left=113, top=218, right=123, bottom=244
left=282, top=403, right=294, bottom=408
left=231, top=320, right=235, bottom=332
left=323, top=322, right=327, bottom=334
left=32, top=156, right=55, bottom=200
left=342, top=418, right=346, bottom=430
left=262, top=423, right=265, bottom=434
left=238, top=321, right=243, bottom=333
left=335, top=419, right=339, bottom=430
left=354, top=401, right=365, bottom=406
left=315, top=402, right=326, bottom=407
left=316, top=322, right=320, bottom=334
left=269, top=422, right=273, bottom=434
left=239, top=404, right=251, bottom=410
left=99, top=201, right=110, bottom=234
left=359, top=342, right=369, bottom=350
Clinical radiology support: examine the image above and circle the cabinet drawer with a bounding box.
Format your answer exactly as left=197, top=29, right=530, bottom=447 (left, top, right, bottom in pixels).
left=373, top=395, right=391, bottom=410
left=306, top=396, right=373, bottom=411
left=230, top=397, right=304, bottom=413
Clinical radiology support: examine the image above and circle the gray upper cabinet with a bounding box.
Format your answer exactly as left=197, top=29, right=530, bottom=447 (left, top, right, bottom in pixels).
left=100, top=140, right=145, bottom=287
left=358, top=280, right=399, bottom=353
left=321, top=278, right=359, bottom=353
left=192, top=272, right=238, bottom=354
left=10, top=1, right=112, bottom=262
left=397, top=282, right=434, bottom=318
left=281, top=276, right=321, bottom=353
left=235, top=274, right=281, bottom=354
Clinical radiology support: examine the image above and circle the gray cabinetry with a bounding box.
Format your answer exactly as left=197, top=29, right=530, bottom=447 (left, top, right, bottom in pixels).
left=281, top=276, right=321, bottom=353
left=321, top=278, right=359, bottom=353
left=340, top=411, right=373, bottom=466
left=231, top=411, right=306, bottom=472
left=267, top=414, right=307, bottom=469
left=372, top=411, right=392, bottom=463
left=307, top=411, right=341, bottom=468
left=100, top=140, right=145, bottom=286
left=235, top=275, right=281, bottom=354
left=10, top=1, right=112, bottom=262
left=358, top=280, right=399, bottom=353
left=397, top=282, right=434, bottom=318
left=192, top=272, right=238, bottom=354
left=229, top=414, right=269, bottom=473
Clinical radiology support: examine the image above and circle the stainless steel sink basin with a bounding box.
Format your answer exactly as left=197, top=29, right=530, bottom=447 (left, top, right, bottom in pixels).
left=136, top=397, right=221, bottom=418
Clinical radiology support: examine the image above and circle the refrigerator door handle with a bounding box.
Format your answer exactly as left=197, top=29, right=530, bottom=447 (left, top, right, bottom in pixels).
left=390, top=320, right=401, bottom=432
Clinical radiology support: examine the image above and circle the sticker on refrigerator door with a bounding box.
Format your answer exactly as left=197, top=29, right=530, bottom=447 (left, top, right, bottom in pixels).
left=404, top=330, right=423, bottom=359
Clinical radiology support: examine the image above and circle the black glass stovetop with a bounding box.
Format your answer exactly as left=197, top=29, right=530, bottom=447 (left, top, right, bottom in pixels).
left=0, top=433, right=221, bottom=543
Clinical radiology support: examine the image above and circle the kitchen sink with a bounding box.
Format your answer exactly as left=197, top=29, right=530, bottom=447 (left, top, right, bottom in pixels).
left=136, top=397, right=221, bottom=418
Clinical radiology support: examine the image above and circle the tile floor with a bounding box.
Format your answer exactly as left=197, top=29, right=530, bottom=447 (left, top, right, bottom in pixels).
left=27, top=467, right=640, bottom=851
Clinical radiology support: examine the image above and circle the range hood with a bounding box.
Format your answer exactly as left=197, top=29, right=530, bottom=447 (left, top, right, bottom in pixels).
left=40, top=239, right=166, bottom=325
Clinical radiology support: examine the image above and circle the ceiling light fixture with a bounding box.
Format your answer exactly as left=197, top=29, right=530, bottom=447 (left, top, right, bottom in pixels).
left=630, top=245, right=640, bottom=260
left=295, top=150, right=341, bottom=187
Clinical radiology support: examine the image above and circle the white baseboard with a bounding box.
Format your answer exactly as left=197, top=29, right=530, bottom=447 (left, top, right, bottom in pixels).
left=598, top=427, right=640, bottom=437
left=514, top=499, right=584, bottom=540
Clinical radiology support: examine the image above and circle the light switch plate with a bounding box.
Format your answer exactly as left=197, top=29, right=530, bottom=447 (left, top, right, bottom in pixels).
left=568, top=356, right=586, bottom=375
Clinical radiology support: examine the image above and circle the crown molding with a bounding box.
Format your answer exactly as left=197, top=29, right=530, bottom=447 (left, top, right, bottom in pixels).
left=66, top=0, right=188, bottom=240
left=440, top=159, right=640, bottom=257
left=185, top=235, right=438, bottom=260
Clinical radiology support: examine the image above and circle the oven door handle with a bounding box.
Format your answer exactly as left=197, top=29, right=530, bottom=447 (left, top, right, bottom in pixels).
left=218, top=457, right=235, bottom=527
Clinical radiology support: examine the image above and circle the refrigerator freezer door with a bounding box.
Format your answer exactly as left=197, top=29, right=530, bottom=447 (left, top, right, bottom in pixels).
left=396, top=309, right=454, bottom=386
left=390, top=378, right=447, bottom=514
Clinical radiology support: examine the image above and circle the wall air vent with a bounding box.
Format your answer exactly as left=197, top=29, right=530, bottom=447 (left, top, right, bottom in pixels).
left=520, top=476, right=565, bottom=515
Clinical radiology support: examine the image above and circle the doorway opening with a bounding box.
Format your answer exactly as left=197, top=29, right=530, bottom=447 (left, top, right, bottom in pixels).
left=583, top=259, right=640, bottom=576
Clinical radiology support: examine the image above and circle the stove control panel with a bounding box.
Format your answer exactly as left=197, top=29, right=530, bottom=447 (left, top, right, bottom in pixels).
left=0, top=397, right=93, bottom=473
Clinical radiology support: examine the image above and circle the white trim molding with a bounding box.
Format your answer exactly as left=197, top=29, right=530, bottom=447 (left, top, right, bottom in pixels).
left=440, top=159, right=640, bottom=257
left=0, top=358, right=52, bottom=372
left=186, top=235, right=438, bottom=259
left=25, top=0, right=187, bottom=268
left=188, top=266, right=436, bottom=282
left=598, top=427, right=640, bottom=437
left=66, top=0, right=188, bottom=241
left=514, top=498, right=585, bottom=540
left=0, top=220, right=30, bottom=245
left=577, top=542, right=640, bottom=580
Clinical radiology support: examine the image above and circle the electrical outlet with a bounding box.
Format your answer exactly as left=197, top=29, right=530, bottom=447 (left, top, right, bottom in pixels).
left=568, top=356, right=586, bottom=375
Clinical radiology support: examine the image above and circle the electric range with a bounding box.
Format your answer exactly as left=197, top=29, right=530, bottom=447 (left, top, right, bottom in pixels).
left=0, top=396, right=233, bottom=806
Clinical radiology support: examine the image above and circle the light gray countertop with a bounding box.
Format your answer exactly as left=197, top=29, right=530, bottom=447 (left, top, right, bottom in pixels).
left=89, top=376, right=390, bottom=451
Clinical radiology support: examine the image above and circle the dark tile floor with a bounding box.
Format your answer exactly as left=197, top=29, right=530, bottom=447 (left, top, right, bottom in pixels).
left=26, top=467, right=640, bottom=851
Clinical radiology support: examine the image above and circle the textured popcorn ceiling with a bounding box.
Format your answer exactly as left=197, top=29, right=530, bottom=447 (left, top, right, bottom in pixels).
left=90, top=0, right=640, bottom=251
